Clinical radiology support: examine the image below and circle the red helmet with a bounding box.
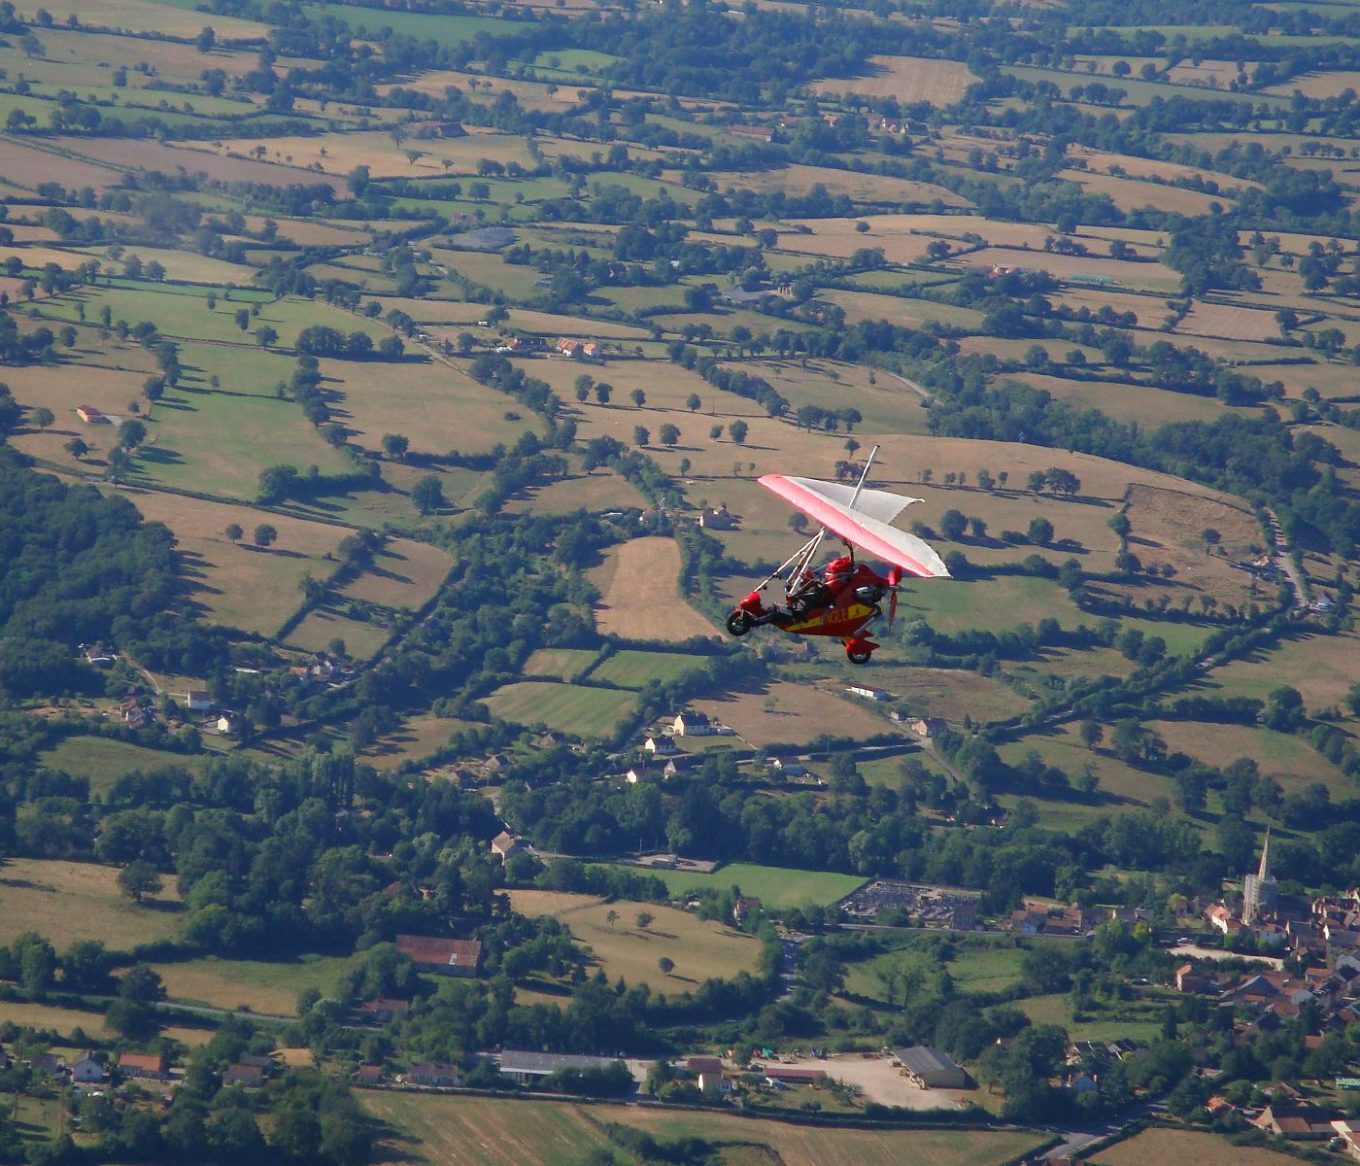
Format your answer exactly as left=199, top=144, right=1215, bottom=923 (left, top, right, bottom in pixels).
left=826, top=554, right=854, bottom=583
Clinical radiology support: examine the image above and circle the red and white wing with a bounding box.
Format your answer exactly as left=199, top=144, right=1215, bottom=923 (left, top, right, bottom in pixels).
left=759, top=474, right=950, bottom=579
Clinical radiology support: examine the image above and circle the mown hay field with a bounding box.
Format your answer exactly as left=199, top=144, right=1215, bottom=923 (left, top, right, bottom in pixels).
left=1264, top=68, right=1360, bottom=98
left=810, top=55, right=980, bottom=106
left=55, top=137, right=346, bottom=192
left=286, top=607, right=392, bottom=660
left=714, top=162, right=971, bottom=207
left=1175, top=300, right=1284, bottom=342
left=481, top=681, right=638, bottom=738
left=363, top=1092, right=1042, bottom=1166
left=1151, top=721, right=1349, bottom=796
left=361, top=715, right=480, bottom=769
left=337, top=538, right=453, bottom=610
left=1011, top=373, right=1229, bottom=427
left=1058, top=169, right=1232, bottom=215
left=589, top=537, right=716, bottom=642
left=691, top=679, right=899, bottom=748
left=1123, top=483, right=1263, bottom=605
left=201, top=127, right=538, bottom=179
left=1092, top=1128, right=1303, bottom=1166
left=860, top=664, right=1033, bottom=724
left=506, top=890, right=761, bottom=990
left=1204, top=628, right=1360, bottom=711
left=118, top=488, right=350, bottom=635
left=0, top=857, right=181, bottom=951
left=502, top=470, right=649, bottom=517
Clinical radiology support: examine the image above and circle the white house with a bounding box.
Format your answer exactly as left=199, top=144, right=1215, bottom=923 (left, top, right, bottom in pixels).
left=644, top=735, right=678, bottom=755
left=71, top=1055, right=106, bottom=1085
left=673, top=711, right=716, bottom=736
left=216, top=713, right=241, bottom=735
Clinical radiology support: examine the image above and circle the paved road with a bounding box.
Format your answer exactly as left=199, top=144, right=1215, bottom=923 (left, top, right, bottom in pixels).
left=1040, top=1098, right=1166, bottom=1161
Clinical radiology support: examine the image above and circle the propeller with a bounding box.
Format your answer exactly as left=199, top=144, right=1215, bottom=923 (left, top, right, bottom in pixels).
left=886, top=565, right=902, bottom=630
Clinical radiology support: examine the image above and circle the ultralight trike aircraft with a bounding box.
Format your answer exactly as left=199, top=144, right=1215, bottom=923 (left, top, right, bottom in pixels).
left=724, top=448, right=950, bottom=664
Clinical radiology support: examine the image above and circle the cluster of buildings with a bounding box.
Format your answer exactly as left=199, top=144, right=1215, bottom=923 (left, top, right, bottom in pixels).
left=1, top=1048, right=171, bottom=1087
left=553, top=337, right=602, bottom=361
left=841, top=880, right=981, bottom=930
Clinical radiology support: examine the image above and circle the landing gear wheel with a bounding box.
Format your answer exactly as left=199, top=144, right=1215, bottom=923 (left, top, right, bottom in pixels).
left=846, top=644, right=873, bottom=665
left=726, top=610, right=754, bottom=637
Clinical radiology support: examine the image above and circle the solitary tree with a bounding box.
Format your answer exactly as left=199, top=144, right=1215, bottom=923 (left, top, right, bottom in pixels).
left=636, top=911, right=654, bottom=930
left=594, top=382, right=612, bottom=406
left=606, top=910, right=619, bottom=929
left=1028, top=517, right=1054, bottom=545
left=630, top=388, right=646, bottom=408
left=64, top=436, right=89, bottom=459
left=234, top=307, right=251, bottom=331
left=118, top=860, right=163, bottom=904
left=253, top=523, right=278, bottom=549
left=709, top=424, right=723, bottom=441
left=633, top=425, right=650, bottom=447
left=411, top=475, right=445, bottom=515
left=728, top=419, right=749, bottom=444
left=659, top=423, right=680, bottom=447
left=30, top=406, right=54, bottom=429
left=658, top=957, right=675, bottom=976
left=686, top=393, right=702, bottom=411
left=224, top=523, right=243, bottom=543
left=382, top=433, right=410, bottom=460
left=118, top=418, right=146, bottom=449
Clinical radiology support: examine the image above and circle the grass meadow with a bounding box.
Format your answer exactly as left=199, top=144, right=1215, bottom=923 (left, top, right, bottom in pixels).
left=595, top=861, right=865, bottom=909
left=151, top=954, right=351, bottom=1016
left=505, top=890, right=761, bottom=990
left=481, top=681, right=639, bottom=738
left=0, top=857, right=181, bottom=951
left=362, top=1092, right=1043, bottom=1166
left=41, top=735, right=209, bottom=795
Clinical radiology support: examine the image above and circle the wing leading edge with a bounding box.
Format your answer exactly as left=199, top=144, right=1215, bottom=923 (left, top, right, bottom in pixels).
left=758, top=473, right=951, bottom=580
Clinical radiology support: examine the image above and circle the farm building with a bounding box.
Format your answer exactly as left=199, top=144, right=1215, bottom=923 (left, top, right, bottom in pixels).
left=495, top=1050, right=631, bottom=1086
left=119, top=1052, right=169, bottom=1081
left=908, top=717, right=947, bottom=738
left=644, top=734, right=678, bottom=755
left=354, top=1064, right=384, bottom=1085
left=758, top=1066, right=826, bottom=1085
left=180, top=690, right=212, bottom=711
left=395, top=934, right=484, bottom=977
left=846, top=682, right=891, bottom=702
left=490, top=831, right=525, bottom=863
left=75, top=406, right=106, bottom=423
left=895, top=1046, right=968, bottom=1089
left=698, top=504, right=739, bottom=530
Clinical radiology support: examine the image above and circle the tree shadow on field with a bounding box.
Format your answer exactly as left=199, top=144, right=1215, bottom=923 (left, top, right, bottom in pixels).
left=364, top=1118, right=423, bottom=1166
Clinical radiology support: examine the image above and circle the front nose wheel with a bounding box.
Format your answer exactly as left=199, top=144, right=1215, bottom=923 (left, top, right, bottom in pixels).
left=847, top=644, right=873, bottom=665
left=726, top=610, right=754, bottom=636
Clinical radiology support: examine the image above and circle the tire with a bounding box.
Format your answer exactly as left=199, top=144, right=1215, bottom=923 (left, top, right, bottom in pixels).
left=846, top=644, right=873, bottom=665
left=726, top=610, right=754, bottom=637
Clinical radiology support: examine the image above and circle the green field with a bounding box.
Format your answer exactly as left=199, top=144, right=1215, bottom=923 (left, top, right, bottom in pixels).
left=297, top=4, right=529, bottom=45
left=152, top=953, right=352, bottom=1015
left=41, top=736, right=208, bottom=795
left=481, top=681, right=639, bottom=738
left=522, top=647, right=601, bottom=680
left=595, top=861, right=866, bottom=909
left=131, top=387, right=355, bottom=499
left=589, top=649, right=710, bottom=689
